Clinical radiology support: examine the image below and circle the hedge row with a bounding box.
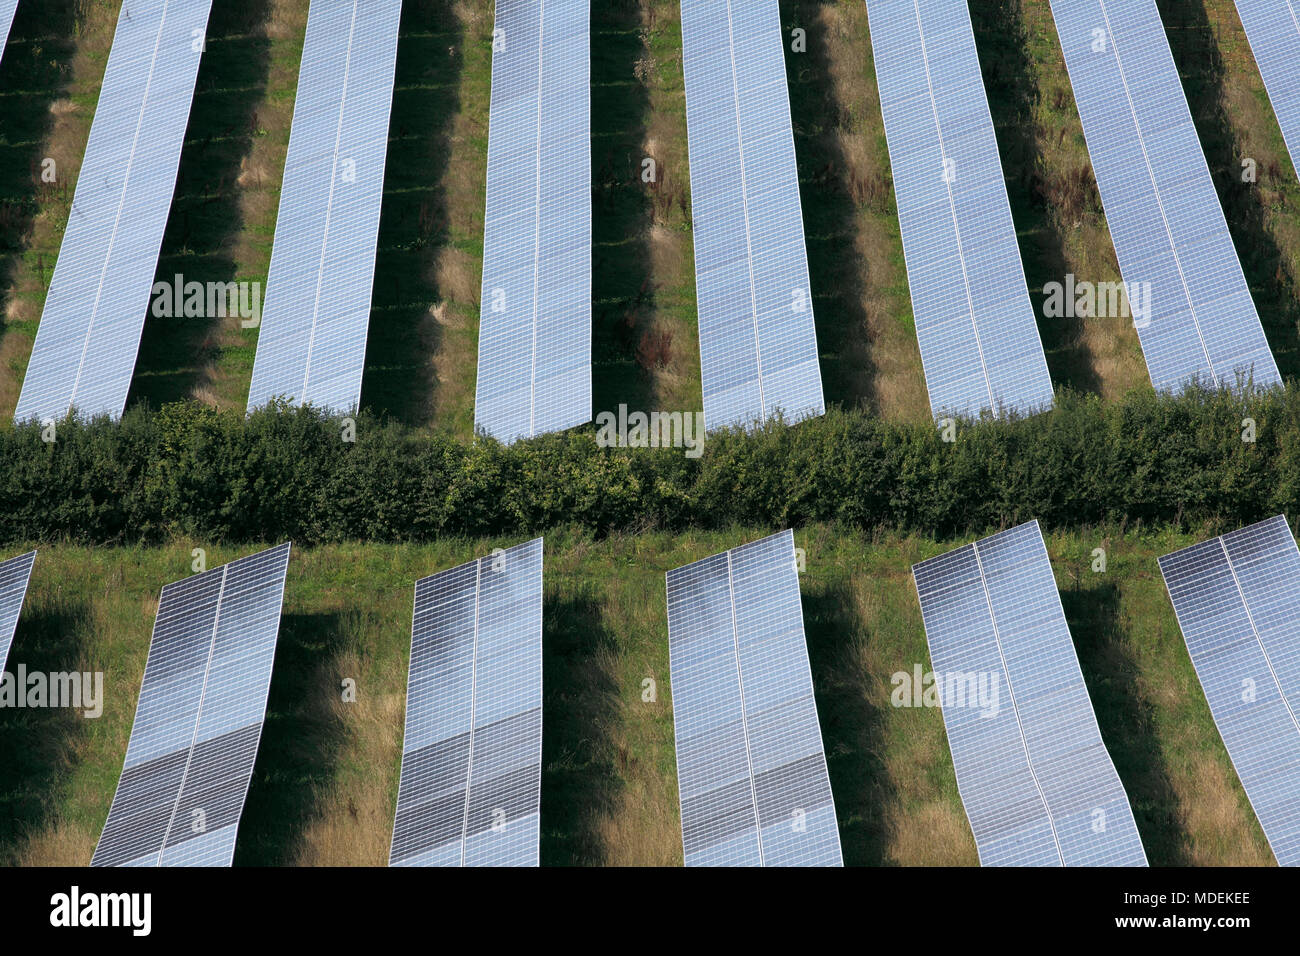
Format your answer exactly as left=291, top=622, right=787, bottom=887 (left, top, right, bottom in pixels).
left=0, top=387, right=1295, bottom=546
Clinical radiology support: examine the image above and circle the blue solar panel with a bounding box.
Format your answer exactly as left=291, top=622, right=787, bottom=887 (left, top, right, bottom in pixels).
left=681, top=0, right=825, bottom=431
left=13, top=0, right=214, bottom=424
left=867, top=0, right=1054, bottom=420
left=1235, top=2, right=1300, bottom=179
left=666, top=530, right=841, bottom=866
left=1159, top=514, right=1300, bottom=867
left=1047, top=0, right=1281, bottom=393
left=0, top=550, right=36, bottom=679
left=0, top=0, right=19, bottom=64
left=390, top=538, right=543, bottom=867
left=912, top=520, right=1147, bottom=866
left=246, top=0, right=401, bottom=415
left=475, top=0, right=591, bottom=443
left=92, top=543, right=291, bottom=867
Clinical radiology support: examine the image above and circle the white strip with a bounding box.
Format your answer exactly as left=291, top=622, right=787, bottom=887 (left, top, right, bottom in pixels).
left=157, top=561, right=227, bottom=863
left=725, top=549, right=765, bottom=865
left=300, top=0, right=361, bottom=404
left=969, top=538, right=1066, bottom=866
left=458, top=556, right=484, bottom=866
left=527, top=1, right=548, bottom=438
left=1096, top=0, right=1217, bottom=386
left=722, top=0, right=767, bottom=417
left=68, top=1, right=172, bottom=415
left=910, top=0, right=995, bottom=411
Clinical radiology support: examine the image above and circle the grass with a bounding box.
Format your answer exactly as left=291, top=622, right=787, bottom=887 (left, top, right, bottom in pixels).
left=0, top=525, right=1272, bottom=866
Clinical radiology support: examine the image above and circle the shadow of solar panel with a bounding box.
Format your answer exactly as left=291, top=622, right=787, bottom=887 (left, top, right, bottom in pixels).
left=0, top=0, right=18, bottom=64
left=91, top=542, right=291, bottom=867
left=0, top=550, right=36, bottom=678
left=867, top=0, right=1054, bottom=421
left=666, top=530, right=841, bottom=866
left=390, top=538, right=543, bottom=867
left=1235, top=3, right=1300, bottom=179
left=912, top=520, right=1147, bottom=866
left=13, top=0, right=214, bottom=425
left=1159, top=514, right=1300, bottom=867
left=246, top=0, right=401, bottom=416
left=474, top=0, right=591, bottom=444
left=1047, top=0, right=1281, bottom=394
left=680, top=0, right=825, bottom=433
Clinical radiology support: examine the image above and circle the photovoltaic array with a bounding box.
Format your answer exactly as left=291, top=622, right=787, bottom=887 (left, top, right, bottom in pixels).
left=475, top=0, right=590, bottom=443
left=245, top=0, right=401, bottom=415
left=13, top=0, right=214, bottom=425
left=666, top=530, right=841, bottom=866
left=91, top=542, right=291, bottom=867
left=0, top=0, right=18, bottom=64
left=0, top=550, right=36, bottom=678
left=390, top=538, right=543, bottom=867
left=1234, top=2, right=1300, bottom=177
left=912, top=520, right=1147, bottom=866
left=680, top=0, right=824, bottom=431
left=868, top=0, right=1053, bottom=421
left=1159, top=515, right=1300, bottom=867
left=1048, top=0, right=1280, bottom=394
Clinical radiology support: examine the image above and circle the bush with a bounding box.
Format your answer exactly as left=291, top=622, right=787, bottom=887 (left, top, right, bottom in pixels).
left=0, top=386, right=1293, bottom=546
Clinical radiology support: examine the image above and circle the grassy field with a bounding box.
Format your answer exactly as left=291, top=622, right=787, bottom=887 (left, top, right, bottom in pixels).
left=0, top=526, right=1272, bottom=866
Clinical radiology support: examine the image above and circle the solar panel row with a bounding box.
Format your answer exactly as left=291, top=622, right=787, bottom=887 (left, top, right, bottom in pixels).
left=1048, top=0, right=1281, bottom=394
left=475, top=0, right=591, bottom=443
left=0, top=550, right=36, bottom=679
left=13, top=0, right=214, bottom=425
left=912, top=520, right=1147, bottom=866
left=681, top=0, right=825, bottom=432
left=0, top=0, right=19, bottom=64
left=245, top=0, right=402, bottom=416
left=390, top=537, right=544, bottom=866
left=666, top=530, right=841, bottom=866
left=1234, top=2, right=1300, bottom=178
left=92, top=542, right=291, bottom=867
left=867, top=0, right=1054, bottom=421
left=1160, top=514, right=1300, bottom=867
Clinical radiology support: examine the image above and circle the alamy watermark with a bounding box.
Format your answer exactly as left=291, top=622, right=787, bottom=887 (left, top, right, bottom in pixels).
left=891, top=664, right=1000, bottom=718
left=0, top=666, right=103, bottom=718
left=595, top=404, right=705, bottom=458
left=151, top=274, right=262, bottom=328
left=1042, top=274, right=1151, bottom=328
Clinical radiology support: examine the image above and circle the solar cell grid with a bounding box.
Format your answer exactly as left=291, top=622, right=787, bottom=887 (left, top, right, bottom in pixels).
left=680, top=0, right=825, bottom=431
left=13, top=0, right=214, bottom=425
left=1159, top=515, right=1300, bottom=866
left=245, top=0, right=401, bottom=415
left=0, top=0, right=18, bottom=64
left=667, top=530, right=841, bottom=866
left=867, top=0, right=1054, bottom=420
left=92, top=542, right=291, bottom=867
left=475, top=0, right=590, bottom=443
left=1234, top=3, right=1300, bottom=180
left=912, top=520, right=1147, bottom=866
left=1047, top=0, right=1281, bottom=393
left=0, top=550, right=36, bottom=679
left=390, top=538, right=543, bottom=867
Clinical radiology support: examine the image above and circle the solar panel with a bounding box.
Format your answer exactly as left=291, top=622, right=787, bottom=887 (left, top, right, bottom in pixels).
left=1159, top=514, right=1300, bottom=867
left=0, top=550, right=36, bottom=678
left=680, top=0, right=825, bottom=431
left=390, top=537, right=543, bottom=867
left=666, top=530, right=841, bottom=867
left=912, top=520, right=1147, bottom=866
left=13, top=0, right=213, bottom=425
left=0, top=0, right=19, bottom=64
left=867, top=0, right=1054, bottom=420
left=245, top=0, right=401, bottom=415
left=1047, top=0, right=1281, bottom=393
left=474, top=0, right=590, bottom=443
left=1235, top=2, right=1300, bottom=179
left=91, top=542, right=291, bottom=867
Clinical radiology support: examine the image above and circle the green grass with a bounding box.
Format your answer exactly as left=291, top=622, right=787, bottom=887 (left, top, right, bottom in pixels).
left=0, top=525, right=1273, bottom=866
